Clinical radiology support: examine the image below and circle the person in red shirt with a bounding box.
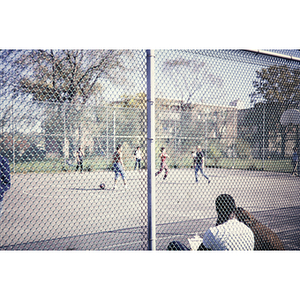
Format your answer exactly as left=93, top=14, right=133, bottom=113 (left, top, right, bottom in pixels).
left=155, top=147, right=169, bottom=180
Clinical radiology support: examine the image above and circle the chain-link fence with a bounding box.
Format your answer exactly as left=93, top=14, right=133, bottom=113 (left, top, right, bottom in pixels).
left=1, top=49, right=299, bottom=250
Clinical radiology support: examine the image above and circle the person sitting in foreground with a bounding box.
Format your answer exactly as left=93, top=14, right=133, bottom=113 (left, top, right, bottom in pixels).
left=167, top=194, right=255, bottom=251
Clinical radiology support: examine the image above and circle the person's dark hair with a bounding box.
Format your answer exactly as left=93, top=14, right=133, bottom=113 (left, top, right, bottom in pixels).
left=161, top=147, right=165, bottom=151
left=78, top=147, right=81, bottom=151
left=215, top=194, right=236, bottom=226
left=137, top=146, right=140, bottom=149
left=116, top=144, right=122, bottom=151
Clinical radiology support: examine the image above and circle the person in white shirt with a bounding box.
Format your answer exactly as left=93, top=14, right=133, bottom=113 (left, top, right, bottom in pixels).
left=168, top=194, right=255, bottom=251
left=134, top=146, right=142, bottom=170
left=202, top=215, right=255, bottom=251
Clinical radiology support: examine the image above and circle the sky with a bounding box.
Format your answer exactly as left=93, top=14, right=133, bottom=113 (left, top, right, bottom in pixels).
left=3, top=49, right=300, bottom=136
left=101, top=49, right=300, bottom=110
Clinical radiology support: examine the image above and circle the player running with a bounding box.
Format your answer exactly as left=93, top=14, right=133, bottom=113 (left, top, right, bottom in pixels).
left=75, top=147, right=84, bottom=173
left=155, top=147, right=169, bottom=180
left=193, top=146, right=210, bottom=184
left=112, top=144, right=127, bottom=190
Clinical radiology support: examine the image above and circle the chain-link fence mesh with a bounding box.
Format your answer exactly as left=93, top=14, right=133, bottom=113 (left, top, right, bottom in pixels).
left=0, top=49, right=299, bottom=250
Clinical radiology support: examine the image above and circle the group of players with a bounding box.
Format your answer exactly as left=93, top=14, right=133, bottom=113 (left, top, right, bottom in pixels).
left=111, top=144, right=211, bottom=190
left=74, top=144, right=211, bottom=190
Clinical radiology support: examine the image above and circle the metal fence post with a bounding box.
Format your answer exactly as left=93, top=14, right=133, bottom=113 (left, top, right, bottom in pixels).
left=11, top=95, right=15, bottom=173
left=263, top=102, right=265, bottom=170
left=113, top=110, right=116, bottom=151
left=147, top=49, right=156, bottom=250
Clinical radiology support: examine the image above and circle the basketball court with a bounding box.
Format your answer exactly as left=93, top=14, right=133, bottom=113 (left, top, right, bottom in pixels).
left=0, top=168, right=299, bottom=250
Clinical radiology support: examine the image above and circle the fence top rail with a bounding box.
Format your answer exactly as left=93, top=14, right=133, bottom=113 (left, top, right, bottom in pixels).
left=244, top=49, right=300, bottom=62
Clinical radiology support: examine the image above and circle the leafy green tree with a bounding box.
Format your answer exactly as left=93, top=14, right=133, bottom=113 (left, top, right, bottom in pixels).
left=250, top=65, right=300, bottom=108
left=208, top=140, right=223, bottom=166
left=235, top=138, right=252, bottom=159
left=249, top=64, right=300, bottom=157
left=240, top=101, right=286, bottom=158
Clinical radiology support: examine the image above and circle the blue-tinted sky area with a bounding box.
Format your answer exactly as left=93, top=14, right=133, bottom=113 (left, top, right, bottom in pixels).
left=155, top=49, right=257, bottom=109
left=101, top=49, right=256, bottom=109
left=102, top=49, right=300, bottom=110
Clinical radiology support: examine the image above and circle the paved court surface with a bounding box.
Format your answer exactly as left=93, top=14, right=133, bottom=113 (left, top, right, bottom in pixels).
left=0, top=168, right=299, bottom=250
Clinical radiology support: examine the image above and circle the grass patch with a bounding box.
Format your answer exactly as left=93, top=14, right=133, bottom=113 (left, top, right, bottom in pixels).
left=11, top=156, right=294, bottom=174
left=206, top=158, right=293, bottom=173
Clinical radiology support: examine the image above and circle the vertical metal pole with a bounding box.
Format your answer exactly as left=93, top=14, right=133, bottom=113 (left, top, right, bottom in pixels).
left=262, top=102, right=265, bottom=170
left=113, top=110, right=116, bottom=151
left=233, top=109, right=237, bottom=169
left=147, top=49, right=156, bottom=250
left=205, top=109, right=208, bottom=156
left=106, top=107, right=109, bottom=160
left=64, top=102, right=67, bottom=166
left=12, top=96, right=15, bottom=173
left=175, top=120, right=176, bottom=154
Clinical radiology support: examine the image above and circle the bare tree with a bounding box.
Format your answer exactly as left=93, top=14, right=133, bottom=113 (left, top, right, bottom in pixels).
left=0, top=50, right=136, bottom=156
left=0, top=49, right=134, bottom=104
left=163, top=57, right=225, bottom=104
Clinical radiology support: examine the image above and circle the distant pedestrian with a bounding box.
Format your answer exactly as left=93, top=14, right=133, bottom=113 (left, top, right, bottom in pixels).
left=113, top=144, right=127, bottom=190
left=75, top=147, right=84, bottom=173
left=194, top=146, right=210, bottom=184
left=291, top=147, right=298, bottom=176
left=134, top=146, right=142, bottom=170
left=0, top=155, right=10, bottom=220
left=155, top=147, right=169, bottom=180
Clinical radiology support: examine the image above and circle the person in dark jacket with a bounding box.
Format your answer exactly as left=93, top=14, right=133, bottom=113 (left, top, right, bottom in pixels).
left=193, top=146, right=210, bottom=184
left=75, top=147, right=84, bottom=173
left=0, top=155, right=10, bottom=219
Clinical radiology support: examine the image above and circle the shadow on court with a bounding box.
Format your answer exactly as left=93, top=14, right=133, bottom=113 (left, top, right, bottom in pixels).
left=1, top=205, right=299, bottom=251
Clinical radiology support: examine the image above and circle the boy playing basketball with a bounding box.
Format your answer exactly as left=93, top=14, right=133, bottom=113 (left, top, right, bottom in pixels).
left=112, top=144, right=127, bottom=189
left=155, top=147, right=169, bottom=180
left=194, top=146, right=210, bottom=184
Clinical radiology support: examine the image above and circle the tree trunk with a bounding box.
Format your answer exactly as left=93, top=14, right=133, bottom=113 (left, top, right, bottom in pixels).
left=280, top=125, right=287, bottom=159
